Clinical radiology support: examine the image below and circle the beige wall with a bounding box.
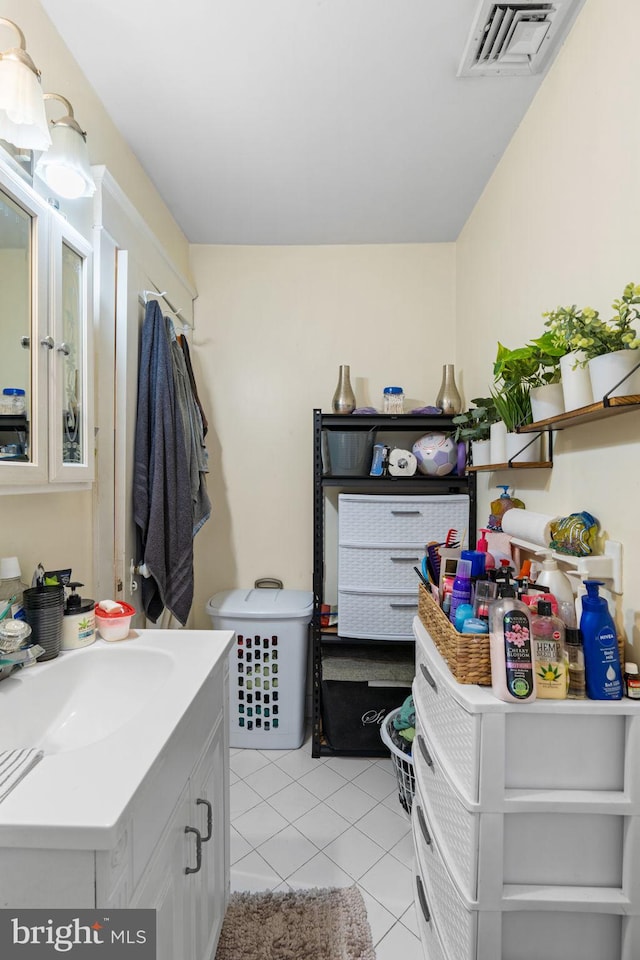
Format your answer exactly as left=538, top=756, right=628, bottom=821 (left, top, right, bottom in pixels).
left=456, top=0, right=640, bottom=649
left=189, top=243, right=456, bottom=626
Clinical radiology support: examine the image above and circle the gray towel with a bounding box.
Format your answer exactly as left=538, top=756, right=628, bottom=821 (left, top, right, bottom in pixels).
left=134, top=301, right=194, bottom=625
left=0, top=748, right=43, bottom=803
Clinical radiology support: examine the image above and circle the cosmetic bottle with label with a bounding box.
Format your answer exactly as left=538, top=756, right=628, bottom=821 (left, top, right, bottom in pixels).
left=531, top=599, right=567, bottom=699
left=580, top=580, right=622, bottom=701
left=489, top=582, right=536, bottom=703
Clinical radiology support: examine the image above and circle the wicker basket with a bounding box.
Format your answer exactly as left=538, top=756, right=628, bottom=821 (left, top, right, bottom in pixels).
left=418, top=583, right=492, bottom=685
left=418, top=582, right=625, bottom=688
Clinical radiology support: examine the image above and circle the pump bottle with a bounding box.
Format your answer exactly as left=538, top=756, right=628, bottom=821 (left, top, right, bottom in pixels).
left=534, top=550, right=574, bottom=606
left=489, top=582, right=536, bottom=703
left=580, top=580, right=622, bottom=700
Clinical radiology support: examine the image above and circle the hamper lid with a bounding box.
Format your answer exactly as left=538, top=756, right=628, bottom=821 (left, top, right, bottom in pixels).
left=206, top=588, right=313, bottom=620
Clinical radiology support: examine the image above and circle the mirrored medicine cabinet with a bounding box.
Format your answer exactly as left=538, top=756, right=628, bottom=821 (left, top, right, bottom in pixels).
left=0, top=155, right=93, bottom=490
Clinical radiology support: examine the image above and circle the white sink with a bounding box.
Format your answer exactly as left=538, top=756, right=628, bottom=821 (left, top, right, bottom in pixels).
left=0, top=644, right=174, bottom=752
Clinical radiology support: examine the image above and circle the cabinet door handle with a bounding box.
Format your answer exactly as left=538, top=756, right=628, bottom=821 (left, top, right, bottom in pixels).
left=197, top=797, right=213, bottom=842
left=416, top=874, right=431, bottom=923
left=391, top=509, right=421, bottom=516
left=56, top=341, right=71, bottom=356
left=416, top=804, right=432, bottom=846
left=417, top=735, right=434, bottom=769
left=390, top=556, right=421, bottom=563
left=420, top=662, right=437, bottom=694
left=184, top=825, right=202, bottom=874
left=40, top=336, right=54, bottom=350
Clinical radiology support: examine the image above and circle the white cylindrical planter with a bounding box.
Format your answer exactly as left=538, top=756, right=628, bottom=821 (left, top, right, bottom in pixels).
left=588, top=349, right=640, bottom=401
left=505, top=431, right=541, bottom=464
left=471, top=439, right=492, bottom=467
left=560, top=352, right=593, bottom=411
left=530, top=382, right=565, bottom=422
left=490, top=420, right=507, bottom=463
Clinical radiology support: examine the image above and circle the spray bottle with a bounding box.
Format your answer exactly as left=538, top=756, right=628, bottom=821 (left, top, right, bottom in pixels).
left=580, top=580, right=622, bottom=700
left=534, top=550, right=574, bottom=606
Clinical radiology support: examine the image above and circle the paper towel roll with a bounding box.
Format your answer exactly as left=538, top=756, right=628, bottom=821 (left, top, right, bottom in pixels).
left=387, top=449, right=417, bottom=477
left=501, top=509, right=559, bottom=547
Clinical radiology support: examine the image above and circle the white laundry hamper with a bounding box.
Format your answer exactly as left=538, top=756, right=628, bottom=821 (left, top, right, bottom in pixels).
left=380, top=707, right=415, bottom=815
left=206, top=581, right=313, bottom=749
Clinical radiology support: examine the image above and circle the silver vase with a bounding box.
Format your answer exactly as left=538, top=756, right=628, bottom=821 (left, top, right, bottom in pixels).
left=332, top=364, right=356, bottom=414
left=435, top=364, right=462, bottom=415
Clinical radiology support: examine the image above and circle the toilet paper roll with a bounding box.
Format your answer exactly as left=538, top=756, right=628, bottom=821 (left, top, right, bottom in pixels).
left=387, top=449, right=417, bottom=477
left=501, top=509, right=559, bottom=547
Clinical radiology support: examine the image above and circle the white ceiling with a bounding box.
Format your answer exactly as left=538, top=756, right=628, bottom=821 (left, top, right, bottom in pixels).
left=40, top=0, right=580, bottom=245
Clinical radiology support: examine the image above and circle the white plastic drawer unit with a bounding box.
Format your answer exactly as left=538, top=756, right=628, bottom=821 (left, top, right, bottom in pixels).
left=337, top=493, right=469, bottom=640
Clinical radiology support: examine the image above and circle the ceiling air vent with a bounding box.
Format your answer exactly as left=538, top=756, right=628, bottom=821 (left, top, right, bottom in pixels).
left=458, top=0, right=586, bottom=78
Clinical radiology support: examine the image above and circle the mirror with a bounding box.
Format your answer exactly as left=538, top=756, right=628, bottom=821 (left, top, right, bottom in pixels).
left=61, top=242, right=84, bottom=465
left=0, top=186, right=31, bottom=462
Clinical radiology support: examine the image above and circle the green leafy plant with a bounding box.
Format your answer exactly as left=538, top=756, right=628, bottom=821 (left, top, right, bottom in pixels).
left=543, top=283, right=640, bottom=363
left=452, top=397, right=499, bottom=443
left=491, top=381, right=532, bottom=433
left=493, top=332, right=565, bottom=388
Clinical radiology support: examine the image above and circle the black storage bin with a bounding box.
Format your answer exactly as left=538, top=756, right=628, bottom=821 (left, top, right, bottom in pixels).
left=321, top=680, right=411, bottom=752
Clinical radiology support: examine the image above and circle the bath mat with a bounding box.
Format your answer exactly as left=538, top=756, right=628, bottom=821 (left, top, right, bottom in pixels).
left=215, top=885, right=376, bottom=960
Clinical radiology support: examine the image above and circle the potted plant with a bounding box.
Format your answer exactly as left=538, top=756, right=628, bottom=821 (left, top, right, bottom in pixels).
left=542, top=304, right=600, bottom=410
left=452, top=397, right=499, bottom=466
left=493, top=332, right=565, bottom=421
left=491, top=381, right=541, bottom=464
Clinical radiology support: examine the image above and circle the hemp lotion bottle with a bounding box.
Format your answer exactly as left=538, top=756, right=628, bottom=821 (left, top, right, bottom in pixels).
left=489, top=583, right=536, bottom=703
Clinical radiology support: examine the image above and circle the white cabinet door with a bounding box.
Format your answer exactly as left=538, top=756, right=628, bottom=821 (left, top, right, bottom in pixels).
left=131, top=784, right=192, bottom=960
left=189, top=717, right=228, bottom=960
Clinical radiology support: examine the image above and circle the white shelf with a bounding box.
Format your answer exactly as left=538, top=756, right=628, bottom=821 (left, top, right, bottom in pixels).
left=503, top=788, right=636, bottom=814
left=509, top=536, right=623, bottom=594
left=502, top=885, right=630, bottom=912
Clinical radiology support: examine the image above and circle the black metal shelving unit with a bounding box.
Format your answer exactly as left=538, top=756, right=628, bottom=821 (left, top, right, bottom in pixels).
left=312, top=409, right=477, bottom=758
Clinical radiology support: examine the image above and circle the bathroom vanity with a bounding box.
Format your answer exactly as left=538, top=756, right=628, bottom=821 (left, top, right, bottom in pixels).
left=0, top=630, right=234, bottom=960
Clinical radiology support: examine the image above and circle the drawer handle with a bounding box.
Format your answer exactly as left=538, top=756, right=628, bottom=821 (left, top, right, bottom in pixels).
left=418, top=735, right=434, bottom=768
left=390, top=556, right=421, bottom=563
left=391, top=510, right=421, bottom=516
left=416, top=804, right=432, bottom=846
left=420, top=662, right=438, bottom=694
left=416, top=874, right=431, bottom=923
left=197, top=797, right=213, bottom=842
left=184, top=825, right=202, bottom=874
left=390, top=602, right=418, bottom=609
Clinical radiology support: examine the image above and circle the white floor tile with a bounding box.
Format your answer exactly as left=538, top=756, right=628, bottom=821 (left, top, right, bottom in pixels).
left=230, top=780, right=262, bottom=817
left=230, top=850, right=283, bottom=893
left=400, top=902, right=420, bottom=938
left=375, top=919, right=423, bottom=960
left=352, top=763, right=397, bottom=801
left=359, top=853, right=414, bottom=918
left=229, top=826, right=252, bottom=866
left=293, top=804, right=350, bottom=849
left=244, top=763, right=294, bottom=799
left=375, top=756, right=395, bottom=776
left=324, top=782, right=378, bottom=823
left=323, top=755, right=375, bottom=779
left=233, top=800, right=288, bottom=846
left=322, top=825, right=386, bottom=880
left=257, top=824, right=318, bottom=879
left=275, top=748, right=325, bottom=781
left=257, top=747, right=292, bottom=761
left=230, top=749, right=270, bottom=780
left=358, top=888, right=397, bottom=947
left=390, top=829, right=416, bottom=866
left=229, top=769, right=239, bottom=786
left=297, top=764, right=347, bottom=800
left=266, top=780, right=320, bottom=821
left=356, top=801, right=411, bottom=850
left=286, top=851, right=353, bottom=890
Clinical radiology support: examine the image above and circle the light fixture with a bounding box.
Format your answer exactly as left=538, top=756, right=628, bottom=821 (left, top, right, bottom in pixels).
left=34, top=93, right=95, bottom=199
left=0, top=18, right=51, bottom=150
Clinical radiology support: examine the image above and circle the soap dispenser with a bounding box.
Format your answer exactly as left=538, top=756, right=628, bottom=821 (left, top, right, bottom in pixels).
left=580, top=580, right=622, bottom=700
left=534, top=550, right=574, bottom=606
left=62, top=582, right=96, bottom=650
left=476, top=529, right=496, bottom=570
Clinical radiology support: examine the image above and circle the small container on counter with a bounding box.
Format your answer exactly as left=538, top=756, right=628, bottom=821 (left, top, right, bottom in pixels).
left=0, top=388, right=26, bottom=415
left=382, top=386, right=404, bottom=414
left=94, top=600, right=136, bottom=641
left=62, top=582, right=96, bottom=650
left=624, top=662, right=640, bottom=700
left=565, top=629, right=586, bottom=699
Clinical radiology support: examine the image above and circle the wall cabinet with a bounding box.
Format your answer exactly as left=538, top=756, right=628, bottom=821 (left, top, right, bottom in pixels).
left=412, top=615, right=640, bottom=960
left=0, top=157, right=93, bottom=491
left=312, top=409, right=476, bottom=757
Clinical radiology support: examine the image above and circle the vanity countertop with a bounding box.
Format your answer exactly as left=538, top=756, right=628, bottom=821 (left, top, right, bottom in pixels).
left=0, top=629, right=234, bottom=849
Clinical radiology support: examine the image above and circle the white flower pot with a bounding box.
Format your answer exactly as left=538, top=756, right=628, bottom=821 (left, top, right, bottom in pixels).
left=588, top=349, right=640, bottom=401
left=530, top=382, right=565, bottom=422
left=505, top=431, right=541, bottom=464
left=490, top=420, right=507, bottom=463
left=471, top=439, right=492, bottom=467
left=560, top=352, right=593, bottom=411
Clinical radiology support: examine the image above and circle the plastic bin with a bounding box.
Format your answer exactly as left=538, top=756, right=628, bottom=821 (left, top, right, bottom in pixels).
left=325, top=428, right=376, bottom=476
left=380, top=707, right=415, bottom=815
left=206, top=586, right=313, bottom=749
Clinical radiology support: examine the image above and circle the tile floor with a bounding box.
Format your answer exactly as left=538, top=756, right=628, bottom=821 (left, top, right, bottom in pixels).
left=229, top=728, right=423, bottom=960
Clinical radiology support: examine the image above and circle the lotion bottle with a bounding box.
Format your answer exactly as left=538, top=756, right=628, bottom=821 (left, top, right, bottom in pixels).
left=534, top=550, right=574, bottom=606
left=531, top=599, right=567, bottom=699
left=489, top=582, right=536, bottom=703
left=580, top=580, right=622, bottom=700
